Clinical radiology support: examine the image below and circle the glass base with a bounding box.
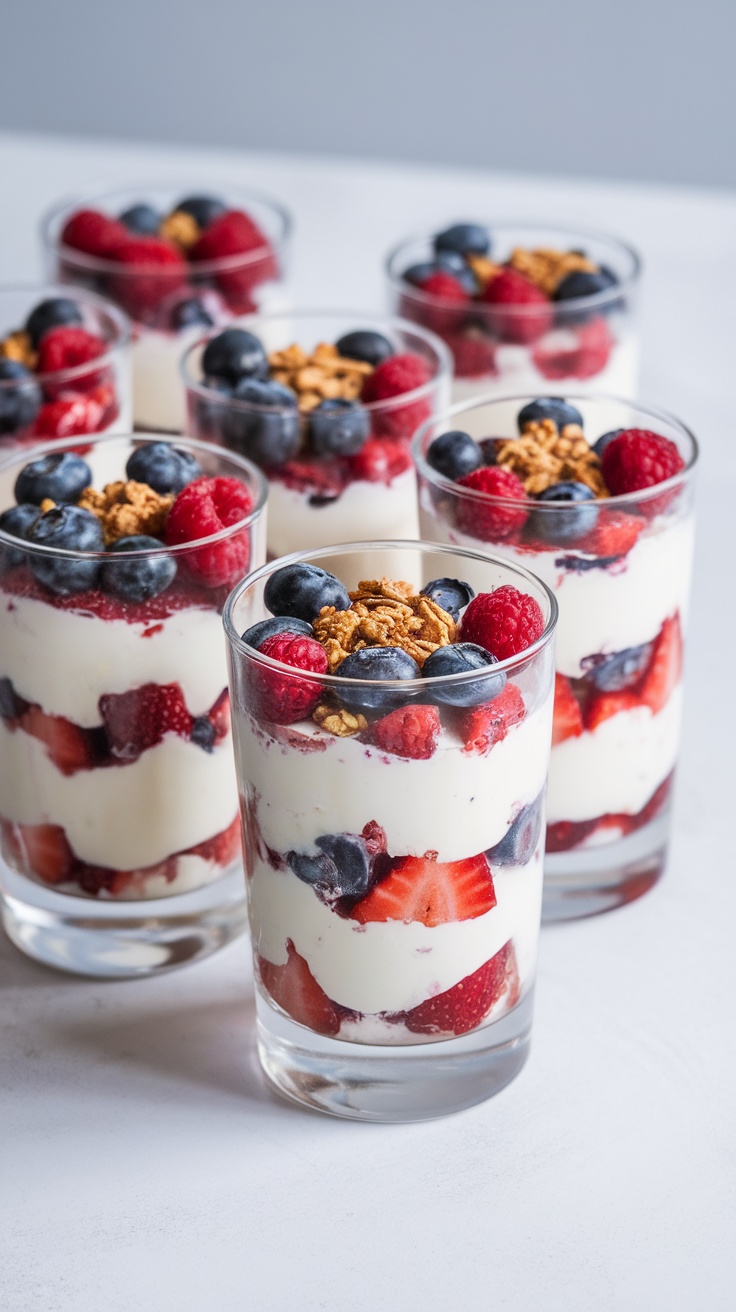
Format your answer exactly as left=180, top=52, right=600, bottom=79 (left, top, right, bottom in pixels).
left=256, top=988, right=534, bottom=1123
left=0, top=864, right=247, bottom=978
left=542, top=810, right=668, bottom=922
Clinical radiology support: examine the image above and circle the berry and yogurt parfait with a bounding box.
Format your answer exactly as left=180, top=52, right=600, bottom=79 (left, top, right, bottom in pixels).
left=184, top=311, right=450, bottom=558
left=42, top=184, right=290, bottom=432
left=224, top=540, right=556, bottom=1120
left=387, top=223, right=639, bottom=411
left=414, top=394, right=697, bottom=919
left=0, top=433, right=266, bottom=976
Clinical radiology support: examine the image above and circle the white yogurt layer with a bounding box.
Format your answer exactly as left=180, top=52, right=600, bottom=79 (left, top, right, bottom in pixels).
left=132, top=325, right=205, bottom=433
left=237, top=700, right=551, bottom=863
left=0, top=722, right=238, bottom=869
left=266, top=467, right=419, bottom=558
left=546, top=683, right=682, bottom=824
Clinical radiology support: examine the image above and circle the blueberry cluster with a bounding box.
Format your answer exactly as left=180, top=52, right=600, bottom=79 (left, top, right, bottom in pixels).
left=0, top=296, right=87, bottom=436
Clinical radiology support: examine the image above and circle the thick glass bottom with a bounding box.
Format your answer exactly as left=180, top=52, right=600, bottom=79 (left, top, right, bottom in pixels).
left=542, top=808, right=669, bottom=922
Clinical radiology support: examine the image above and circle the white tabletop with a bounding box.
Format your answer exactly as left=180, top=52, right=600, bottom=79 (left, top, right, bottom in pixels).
left=1, top=131, right=735, bottom=1312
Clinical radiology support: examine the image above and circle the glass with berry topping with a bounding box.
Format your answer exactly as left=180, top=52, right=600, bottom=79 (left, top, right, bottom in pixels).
left=183, top=311, right=451, bottom=558
left=387, top=223, right=640, bottom=412
left=0, top=286, right=131, bottom=460
left=0, top=433, right=267, bottom=976
left=414, top=394, right=698, bottom=920
left=224, top=540, right=556, bottom=1120
left=42, top=183, right=291, bottom=432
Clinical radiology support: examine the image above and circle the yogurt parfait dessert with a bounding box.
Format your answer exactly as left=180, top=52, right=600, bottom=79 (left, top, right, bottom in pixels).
left=387, top=223, right=639, bottom=411
left=184, top=311, right=450, bottom=558
left=0, top=433, right=266, bottom=975
left=224, top=540, right=556, bottom=1120
left=414, top=394, right=697, bottom=919
left=42, top=184, right=290, bottom=431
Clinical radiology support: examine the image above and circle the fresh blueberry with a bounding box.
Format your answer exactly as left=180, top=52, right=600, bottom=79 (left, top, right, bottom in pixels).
left=0, top=359, right=41, bottom=435
left=528, top=482, right=598, bottom=545
left=190, top=716, right=216, bottom=752
left=517, top=398, right=583, bottom=432
left=404, top=261, right=439, bottom=287
left=288, top=832, right=373, bottom=900
left=0, top=676, right=26, bottom=719
left=241, top=615, right=314, bottom=649
left=201, top=328, right=268, bottom=385
left=426, top=430, right=483, bottom=481
left=554, top=268, right=618, bottom=302
left=264, top=562, right=350, bottom=623
left=335, top=330, right=394, bottom=367
left=582, top=643, right=654, bottom=692
left=488, top=793, right=544, bottom=867
left=125, top=442, right=202, bottom=494
left=0, top=503, right=41, bottom=571
left=479, top=437, right=505, bottom=466
left=119, top=203, right=161, bottom=235
left=15, top=451, right=92, bottom=506
left=224, top=378, right=300, bottom=466
left=421, top=642, right=506, bottom=707
left=420, top=577, right=475, bottom=620
left=100, top=535, right=177, bottom=603
left=592, top=428, right=624, bottom=458
left=169, top=297, right=214, bottom=331
left=175, top=195, right=228, bottom=228
left=336, top=646, right=421, bottom=713
left=434, top=251, right=479, bottom=293
left=24, top=297, right=83, bottom=348
left=434, top=223, right=491, bottom=258
left=28, top=505, right=104, bottom=595
left=308, top=399, right=369, bottom=456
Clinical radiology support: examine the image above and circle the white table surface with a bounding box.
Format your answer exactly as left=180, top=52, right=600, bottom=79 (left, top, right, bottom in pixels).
left=1, top=131, right=735, bottom=1312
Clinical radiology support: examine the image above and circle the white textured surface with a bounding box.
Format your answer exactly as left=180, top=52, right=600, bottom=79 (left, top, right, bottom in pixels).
left=1, top=131, right=735, bottom=1312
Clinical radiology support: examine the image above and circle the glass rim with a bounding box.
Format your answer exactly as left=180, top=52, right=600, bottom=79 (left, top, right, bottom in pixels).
left=385, top=220, right=642, bottom=316
left=181, top=308, right=453, bottom=418
left=0, top=283, right=131, bottom=389
left=223, top=538, right=558, bottom=695
left=0, top=431, right=268, bottom=562
left=41, top=180, right=293, bottom=277
left=412, top=391, right=699, bottom=509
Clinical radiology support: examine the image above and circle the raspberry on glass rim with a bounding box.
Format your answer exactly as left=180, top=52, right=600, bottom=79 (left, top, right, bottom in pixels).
left=223, top=538, right=557, bottom=1121
left=414, top=391, right=698, bottom=922
left=0, top=432, right=267, bottom=978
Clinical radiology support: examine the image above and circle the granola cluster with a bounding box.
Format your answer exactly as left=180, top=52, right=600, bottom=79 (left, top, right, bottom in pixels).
left=0, top=330, right=36, bottom=370
left=313, top=577, right=456, bottom=673
left=159, top=209, right=201, bottom=251
left=312, top=703, right=368, bottom=738
left=78, top=480, right=174, bottom=544
left=508, top=247, right=597, bottom=298
left=496, top=419, right=608, bottom=498
left=268, top=342, right=373, bottom=414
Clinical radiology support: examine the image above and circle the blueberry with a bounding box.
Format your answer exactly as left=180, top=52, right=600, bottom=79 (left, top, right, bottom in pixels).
left=308, top=398, right=369, bottom=456
left=169, top=297, right=214, bottom=331
left=404, top=261, right=438, bottom=287
left=119, top=203, right=161, bottom=235
left=0, top=360, right=41, bottom=435
left=201, top=329, right=268, bottom=385
left=0, top=503, right=40, bottom=571
left=426, top=430, right=483, bottom=481
left=100, top=535, right=177, bottom=603
left=28, top=505, right=104, bottom=595
left=335, top=330, right=394, bottom=367
left=592, top=428, right=623, bottom=458
left=554, top=269, right=618, bottom=302
left=479, top=437, right=505, bottom=466
left=421, top=643, right=506, bottom=707
left=434, top=223, right=491, bottom=258
left=125, top=442, right=202, bottom=494
left=264, top=562, right=350, bottom=623
left=528, top=482, right=598, bottom=545
left=336, top=646, right=421, bottom=713
left=517, top=398, right=583, bottom=432
left=175, top=195, right=227, bottom=228
left=190, top=717, right=216, bottom=752
left=15, top=451, right=92, bottom=506
left=420, top=577, right=475, bottom=620
left=0, top=677, right=25, bottom=719
left=582, top=643, right=654, bottom=692
left=24, top=297, right=83, bottom=349
left=288, top=832, right=373, bottom=900
left=241, top=615, right=314, bottom=649
left=434, top=251, right=479, bottom=294
left=224, top=378, right=300, bottom=466
left=488, top=793, right=544, bottom=867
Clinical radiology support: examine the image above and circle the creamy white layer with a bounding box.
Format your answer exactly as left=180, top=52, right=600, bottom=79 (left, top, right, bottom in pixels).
left=266, top=467, right=419, bottom=559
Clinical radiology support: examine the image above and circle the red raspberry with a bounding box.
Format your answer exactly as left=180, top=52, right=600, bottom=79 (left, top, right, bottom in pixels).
left=367, top=704, right=440, bottom=759
left=532, top=316, right=612, bottom=381
left=455, top=466, right=528, bottom=542
left=250, top=633, right=328, bottom=725
left=348, top=437, right=412, bottom=484
left=36, top=326, right=106, bottom=374
left=191, top=209, right=277, bottom=313
left=362, top=352, right=433, bottom=441
left=107, top=238, right=187, bottom=318
left=601, top=429, right=685, bottom=495
left=271, top=457, right=348, bottom=499
left=411, top=271, right=470, bottom=335
left=60, top=208, right=128, bottom=258
left=480, top=268, right=553, bottom=344
left=445, top=331, right=498, bottom=379
left=165, top=476, right=254, bottom=588
left=461, top=586, right=545, bottom=660
left=32, top=393, right=106, bottom=438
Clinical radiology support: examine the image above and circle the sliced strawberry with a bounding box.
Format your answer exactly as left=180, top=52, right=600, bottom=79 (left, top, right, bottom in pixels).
left=579, top=509, right=644, bottom=559
left=351, top=851, right=496, bottom=927
left=19, top=705, right=93, bottom=775
left=639, top=614, right=682, bottom=714
left=99, top=683, right=193, bottom=761
left=585, top=689, right=640, bottom=732
left=258, top=940, right=342, bottom=1036
left=400, top=941, right=520, bottom=1036
left=18, top=823, right=75, bottom=885
left=456, top=683, right=526, bottom=755
left=189, top=814, right=241, bottom=866
left=552, top=673, right=584, bottom=745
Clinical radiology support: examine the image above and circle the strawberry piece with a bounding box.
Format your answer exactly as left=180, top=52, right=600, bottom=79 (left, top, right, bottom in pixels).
left=248, top=632, right=327, bottom=725
left=18, top=823, right=75, bottom=885
left=585, top=689, right=640, bottom=731
left=461, top=586, right=545, bottom=660
left=60, top=208, right=129, bottom=258
left=444, top=331, right=498, bottom=379
left=455, top=466, right=528, bottom=542
left=367, top=704, right=440, bottom=759
left=165, top=476, right=254, bottom=588
left=351, top=851, right=496, bottom=927
left=258, top=940, right=342, bottom=1037
left=36, top=326, right=106, bottom=374
left=578, top=508, right=643, bottom=558
left=208, top=689, right=231, bottom=742
left=400, top=941, right=520, bottom=1036
left=601, top=429, right=685, bottom=496
left=638, top=615, right=682, bottom=715
left=532, top=316, right=613, bottom=381
left=107, top=237, right=187, bottom=318
left=552, top=673, right=584, bottom=745
left=480, top=267, right=553, bottom=344
left=99, top=682, right=193, bottom=761
left=19, top=705, right=93, bottom=774
left=362, top=352, right=432, bottom=441
left=32, top=393, right=106, bottom=438
left=348, top=437, right=412, bottom=484
left=189, top=814, right=241, bottom=866
left=456, top=682, right=526, bottom=754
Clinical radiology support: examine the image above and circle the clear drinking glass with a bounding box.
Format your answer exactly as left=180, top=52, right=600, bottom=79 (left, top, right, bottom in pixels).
left=0, top=433, right=267, bottom=976
left=224, top=540, right=557, bottom=1121
left=413, top=394, right=698, bottom=920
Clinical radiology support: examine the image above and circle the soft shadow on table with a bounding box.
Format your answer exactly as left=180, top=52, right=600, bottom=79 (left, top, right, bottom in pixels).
left=0, top=933, right=92, bottom=991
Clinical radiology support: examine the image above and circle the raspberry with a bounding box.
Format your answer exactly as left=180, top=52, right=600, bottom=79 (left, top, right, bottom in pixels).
left=32, top=393, right=106, bottom=438
left=60, top=208, right=128, bottom=258
left=601, top=429, right=685, bottom=495
left=249, top=633, right=328, bottom=725
left=191, top=209, right=277, bottom=313
left=362, top=352, right=433, bottom=441
left=107, top=238, right=187, bottom=318
left=367, top=703, right=440, bottom=759
left=165, top=476, right=254, bottom=588
left=455, top=466, right=528, bottom=542
left=480, top=268, right=553, bottom=344
left=411, top=271, right=469, bottom=335
left=461, top=586, right=545, bottom=660
left=36, top=326, right=106, bottom=375
left=445, top=332, right=498, bottom=379
left=532, top=316, right=612, bottom=381
left=348, top=437, right=412, bottom=484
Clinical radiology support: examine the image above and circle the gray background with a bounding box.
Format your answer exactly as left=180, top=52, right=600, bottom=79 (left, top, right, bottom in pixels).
left=1, top=0, right=734, bottom=188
